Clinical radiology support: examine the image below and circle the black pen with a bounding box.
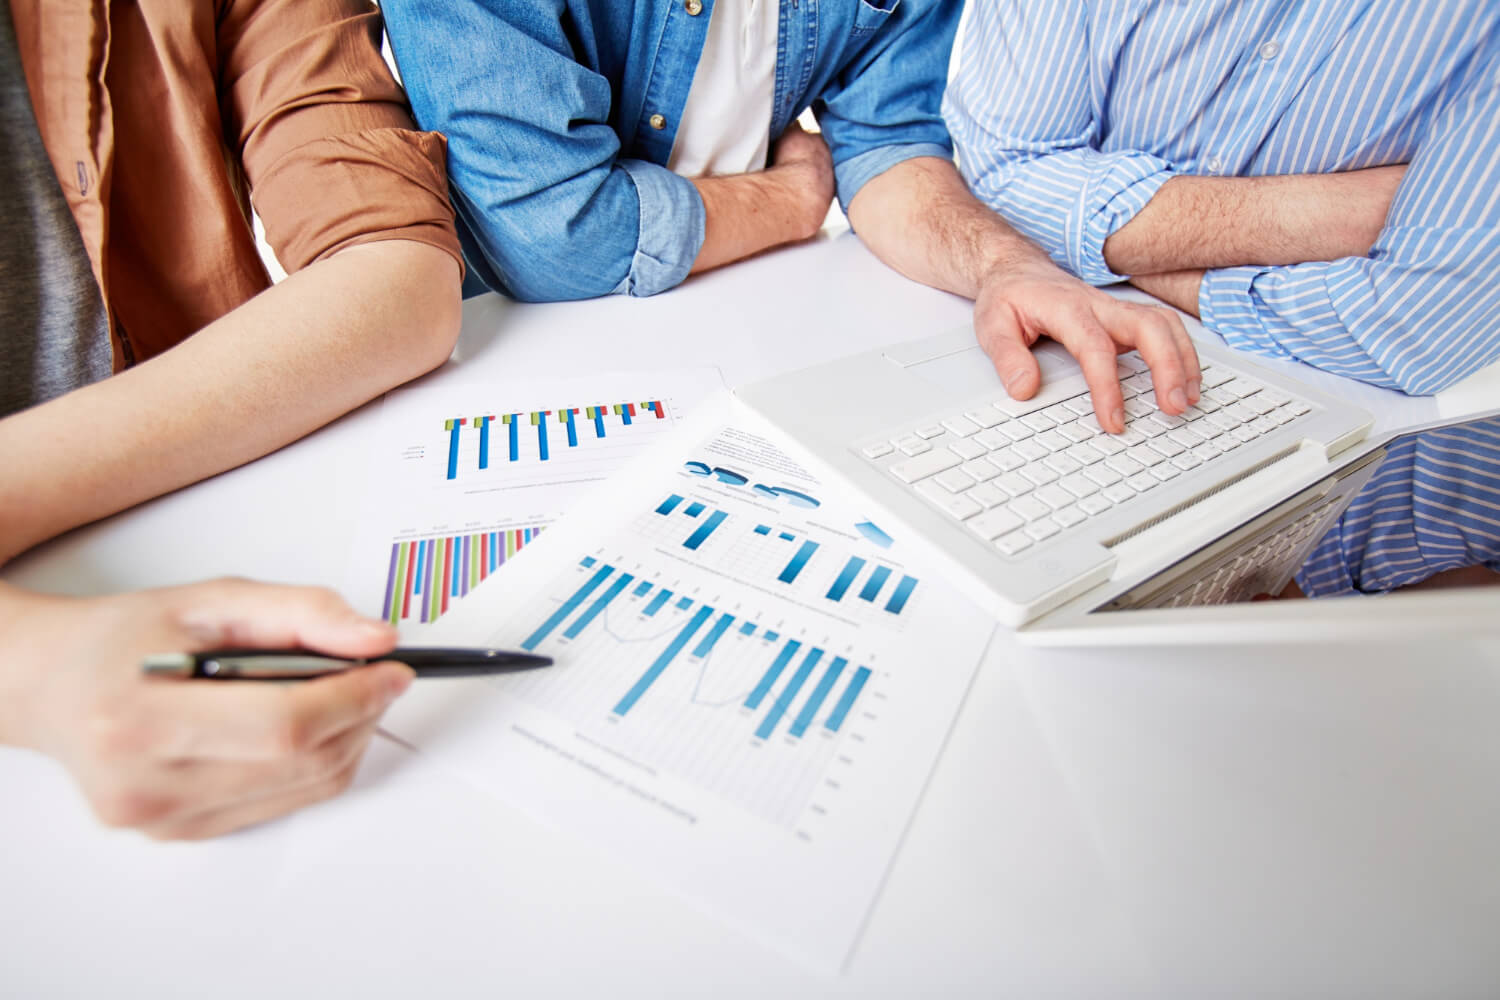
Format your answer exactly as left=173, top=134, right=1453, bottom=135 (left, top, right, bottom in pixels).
left=141, top=647, right=553, bottom=680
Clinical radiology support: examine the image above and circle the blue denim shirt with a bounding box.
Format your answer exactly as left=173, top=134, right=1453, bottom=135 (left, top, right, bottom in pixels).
left=381, top=0, right=959, bottom=301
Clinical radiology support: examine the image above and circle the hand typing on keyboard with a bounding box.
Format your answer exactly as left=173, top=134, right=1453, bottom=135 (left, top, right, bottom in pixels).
left=972, top=258, right=1202, bottom=434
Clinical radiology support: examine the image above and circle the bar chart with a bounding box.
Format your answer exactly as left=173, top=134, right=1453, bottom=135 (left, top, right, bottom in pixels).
left=380, top=526, right=542, bottom=625
left=443, top=400, right=666, bottom=481
left=495, top=553, right=887, bottom=828
left=646, top=493, right=922, bottom=618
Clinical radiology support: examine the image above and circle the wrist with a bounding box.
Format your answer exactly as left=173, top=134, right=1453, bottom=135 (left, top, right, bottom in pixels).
left=772, top=160, right=831, bottom=241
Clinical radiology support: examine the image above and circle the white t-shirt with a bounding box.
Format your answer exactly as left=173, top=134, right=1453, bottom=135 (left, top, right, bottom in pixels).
left=667, top=0, right=779, bottom=178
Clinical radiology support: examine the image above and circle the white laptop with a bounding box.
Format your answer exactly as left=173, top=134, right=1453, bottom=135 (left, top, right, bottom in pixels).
left=736, top=326, right=1374, bottom=626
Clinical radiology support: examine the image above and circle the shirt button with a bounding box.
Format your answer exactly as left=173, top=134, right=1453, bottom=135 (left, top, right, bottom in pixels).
left=1259, top=40, right=1282, bottom=60
left=649, top=113, right=666, bottom=130
left=685, top=0, right=702, bottom=13
left=1205, top=156, right=1223, bottom=173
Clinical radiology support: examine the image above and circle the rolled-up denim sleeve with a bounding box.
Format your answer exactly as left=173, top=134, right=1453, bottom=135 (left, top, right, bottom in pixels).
left=943, top=0, right=1175, bottom=285
left=381, top=0, right=704, bottom=301
left=813, top=0, right=962, bottom=213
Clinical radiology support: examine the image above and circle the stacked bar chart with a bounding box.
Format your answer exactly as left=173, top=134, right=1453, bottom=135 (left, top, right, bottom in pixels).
left=444, top=399, right=667, bottom=480
left=520, top=559, right=873, bottom=743
left=381, top=526, right=542, bottom=624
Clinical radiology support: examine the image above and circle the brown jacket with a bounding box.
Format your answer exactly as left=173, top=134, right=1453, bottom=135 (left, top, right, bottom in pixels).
left=9, top=0, right=462, bottom=369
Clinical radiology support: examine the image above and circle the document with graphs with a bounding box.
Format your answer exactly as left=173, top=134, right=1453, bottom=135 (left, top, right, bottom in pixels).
left=380, top=403, right=994, bottom=970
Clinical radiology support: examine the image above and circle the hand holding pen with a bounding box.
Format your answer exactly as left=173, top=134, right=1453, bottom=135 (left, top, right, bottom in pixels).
left=0, top=578, right=542, bottom=841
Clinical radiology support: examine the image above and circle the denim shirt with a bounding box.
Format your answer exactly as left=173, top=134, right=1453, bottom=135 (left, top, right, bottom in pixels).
left=381, top=0, right=959, bottom=302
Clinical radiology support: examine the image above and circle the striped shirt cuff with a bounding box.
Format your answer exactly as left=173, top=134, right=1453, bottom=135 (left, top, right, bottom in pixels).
left=1072, top=158, right=1174, bottom=286
left=1199, top=266, right=1296, bottom=361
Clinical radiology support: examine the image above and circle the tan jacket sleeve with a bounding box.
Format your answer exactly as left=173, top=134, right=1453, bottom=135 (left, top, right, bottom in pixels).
left=217, top=0, right=463, bottom=274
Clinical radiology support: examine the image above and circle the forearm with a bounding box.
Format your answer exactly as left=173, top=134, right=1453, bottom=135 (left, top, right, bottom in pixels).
left=1104, top=168, right=1403, bottom=276
left=846, top=156, right=1054, bottom=297
left=690, top=165, right=827, bottom=275
left=0, top=240, right=461, bottom=563
left=1130, top=271, right=1205, bottom=318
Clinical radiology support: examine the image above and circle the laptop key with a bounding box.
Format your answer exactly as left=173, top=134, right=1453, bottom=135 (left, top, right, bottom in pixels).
left=1064, top=442, right=1104, bottom=466
left=987, top=447, right=1025, bottom=472
left=1102, top=483, right=1135, bottom=504
left=942, top=415, right=981, bottom=437
left=890, top=449, right=960, bottom=482
left=973, top=428, right=1011, bottom=451
left=1059, top=473, right=1099, bottom=498
left=1083, top=464, right=1123, bottom=487
left=1020, top=465, right=1060, bottom=488
left=1053, top=504, right=1087, bottom=527
left=1009, top=496, right=1052, bottom=522
left=934, top=468, right=976, bottom=493
left=1126, top=472, right=1158, bottom=492
left=962, top=408, right=1003, bottom=429
left=1043, top=453, right=1082, bottom=476
left=961, top=458, right=1001, bottom=482
left=968, top=507, right=1024, bottom=540
left=994, top=471, right=1034, bottom=497
left=1092, top=435, right=1126, bottom=456
left=916, top=425, right=946, bottom=439
left=914, top=479, right=981, bottom=519
left=949, top=438, right=987, bottom=461
left=895, top=435, right=930, bottom=456
left=862, top=442, right=894, bottom=459
left=1078, top=494, right=1112, bottom=516
left=1035, top=483, right=1074, bottom=509
left=1024, top=520, right=1062, bottom=542
left=968, top=482, right=1008, bottom=509
left=994, top=530, right=1032, bottom=556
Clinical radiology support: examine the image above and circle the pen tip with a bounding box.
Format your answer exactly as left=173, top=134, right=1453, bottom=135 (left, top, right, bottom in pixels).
left=141, top=652, right=195, bottom=676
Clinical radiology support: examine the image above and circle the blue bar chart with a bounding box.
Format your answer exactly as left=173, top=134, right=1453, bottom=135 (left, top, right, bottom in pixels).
left=441, top=399, right=670, bottom=481
left=648, top=495, right=921, bottom=617
left=517, top=558, right=875, bottom=747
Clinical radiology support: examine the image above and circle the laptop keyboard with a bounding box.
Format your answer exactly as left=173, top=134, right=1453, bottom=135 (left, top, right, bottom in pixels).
left=858, top=355, right=1313, bottom=557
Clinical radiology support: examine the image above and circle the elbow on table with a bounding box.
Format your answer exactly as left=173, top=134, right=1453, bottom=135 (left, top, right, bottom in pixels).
left=384, top=242, right=465, bottom=376
left=1350, top=312, right=1499, bottom=397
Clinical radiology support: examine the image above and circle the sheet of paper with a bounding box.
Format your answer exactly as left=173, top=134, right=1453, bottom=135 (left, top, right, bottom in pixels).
left=379, top=404, right=994, bottom=970
left=343, top=370, right=722, bottom=631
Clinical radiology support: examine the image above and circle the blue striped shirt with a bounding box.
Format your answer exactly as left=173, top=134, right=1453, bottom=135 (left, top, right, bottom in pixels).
left=1299, top=416, right=1500, bottom=596
left=944, top=0, right=1500, bottom=395
left=944, top=0, right=1500, bottom=595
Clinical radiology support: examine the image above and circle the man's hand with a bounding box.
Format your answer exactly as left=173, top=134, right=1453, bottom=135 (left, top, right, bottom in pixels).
left=689, top=123, right=835, bottom=275
left=975, top=260, right=1201, bottom=433
left=769, top=122, right=836, bottom=240
left=0, top=579, right=412, bottom=840
left=847, top=156, right=1201, bottom=433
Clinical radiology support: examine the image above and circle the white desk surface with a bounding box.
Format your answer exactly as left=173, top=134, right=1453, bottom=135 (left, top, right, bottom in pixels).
left=5, top=232, right=1499, bottom=998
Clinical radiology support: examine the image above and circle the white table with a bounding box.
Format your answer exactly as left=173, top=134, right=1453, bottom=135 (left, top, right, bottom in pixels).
left=5, top=233, right=1499, bottom=998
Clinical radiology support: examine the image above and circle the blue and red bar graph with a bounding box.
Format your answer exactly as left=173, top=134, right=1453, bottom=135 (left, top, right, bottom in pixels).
left=443, top=399, right=667, bottom=479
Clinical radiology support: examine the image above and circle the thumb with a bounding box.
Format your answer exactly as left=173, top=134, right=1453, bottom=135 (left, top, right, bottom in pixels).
left=977, top=314, right=1043, bottom=401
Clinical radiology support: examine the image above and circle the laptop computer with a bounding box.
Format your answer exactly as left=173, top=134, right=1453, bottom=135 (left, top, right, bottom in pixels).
left=736, top=324, right=1375, bottom=626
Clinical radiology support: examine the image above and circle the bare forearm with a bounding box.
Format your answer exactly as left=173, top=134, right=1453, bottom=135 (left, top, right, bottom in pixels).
left=1130, top=271, right=1205, bottom=318
left=846, top=156, right=1053, bottom=298
left=0, top=240, right=461, bottom=562
left=691, top=167, right=826, bottom=274
left=1104, top=167, right=1404, bottom=276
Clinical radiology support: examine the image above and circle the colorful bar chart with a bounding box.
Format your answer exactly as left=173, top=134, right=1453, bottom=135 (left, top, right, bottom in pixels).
left=381, top=526, right=541, bottom=624
left=443, top=399, right=668, bottom=480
